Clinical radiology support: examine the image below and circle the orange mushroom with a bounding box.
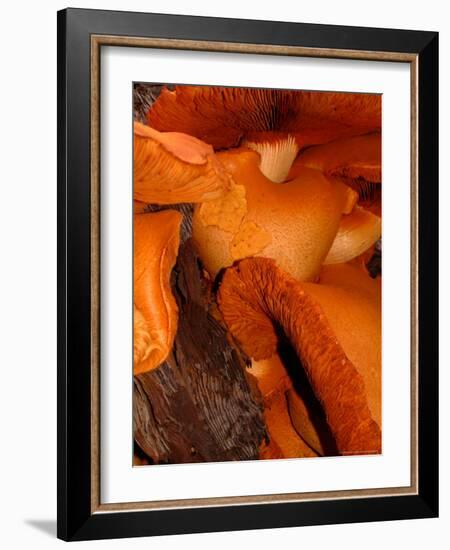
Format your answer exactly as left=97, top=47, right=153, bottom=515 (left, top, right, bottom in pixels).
left=134, top=210, right=182, bottom=375
left=324, top=207, right=381, bottom=265
left=249, top=354, right=319, bottom=459
left=147, top=87, right=380, bottom=199
left=147, top=86, right=381, bottom=153
left=261, top=390, right=319, bottom=459
left=289, top=262, right=381, bottom=451
left=286, top=388, right=332, bottom=456
left=143, top=87, right=381, bottom=280
left=217, top=258, right=381, bottom=456
left=192, top=148, right=357, bottom=281
left=134, top=84, right=383, bottom=460
left=290, top=132, right=381, bottom=182
left=134, top=121, right=231, bottom=204
left=290, top=132, right=382, bottom=264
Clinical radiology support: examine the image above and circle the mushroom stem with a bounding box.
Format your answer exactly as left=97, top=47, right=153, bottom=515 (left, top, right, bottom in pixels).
left=262, top=392, right=318, bottom=459
left=243, top=135, right=299, bottom=183
left=218, top=257, right=381, bottom=455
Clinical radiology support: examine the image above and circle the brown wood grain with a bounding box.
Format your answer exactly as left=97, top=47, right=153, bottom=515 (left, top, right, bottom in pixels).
left=133, top=239, right=267, bottom=464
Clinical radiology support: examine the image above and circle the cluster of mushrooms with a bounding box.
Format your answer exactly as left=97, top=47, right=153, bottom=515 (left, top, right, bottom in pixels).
left=134, top=85, right=382, bottom=461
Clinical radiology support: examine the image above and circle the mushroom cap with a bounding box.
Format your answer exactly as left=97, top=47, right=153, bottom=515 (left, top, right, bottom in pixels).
left=192, top=148, right=356, bottom=281
left=147, top=86, right=381, bottom=150
left=217, top=257, right=381, bottom=455
left=289, top=133, right=382, bottom=263
left=289, top=132, right=381, bottom=183
left=134, top=210, right=182, bottom=375
left=324, top=206, right=381, bottom=265
left=134, top=121, right=230, bottom=204
left=306, top=263, right=381, bottom=428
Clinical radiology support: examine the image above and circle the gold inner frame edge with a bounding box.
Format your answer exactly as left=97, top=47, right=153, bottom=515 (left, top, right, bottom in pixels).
left=90, top=34, right=419, bottom=514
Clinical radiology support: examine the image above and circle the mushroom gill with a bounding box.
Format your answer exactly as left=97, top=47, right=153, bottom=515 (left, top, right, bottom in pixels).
left=134, top=121, right=231, bottom=204
left=192, top=148, right=357, bottom=281
left=147, top=86, right=381, bottom=152
left=243, top=133, right=299, bottom=183
left=217, top=257, right=381, bottom=456
left=134, top=210, right=182, bottom=375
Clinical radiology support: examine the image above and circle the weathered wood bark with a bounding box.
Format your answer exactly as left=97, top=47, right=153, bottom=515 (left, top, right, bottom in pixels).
left=133, top=239, right=267, bottom=464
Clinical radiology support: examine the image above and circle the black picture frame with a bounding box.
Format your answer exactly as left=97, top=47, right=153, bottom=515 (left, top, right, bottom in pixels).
left=57, top=7, right=438, bottom=542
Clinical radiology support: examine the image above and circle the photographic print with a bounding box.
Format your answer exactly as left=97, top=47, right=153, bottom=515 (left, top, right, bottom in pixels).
left=132, top=84, right=382, bottom=466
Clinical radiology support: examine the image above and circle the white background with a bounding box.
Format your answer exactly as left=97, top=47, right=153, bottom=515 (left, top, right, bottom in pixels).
left=0, top=1, right=447, bottom=548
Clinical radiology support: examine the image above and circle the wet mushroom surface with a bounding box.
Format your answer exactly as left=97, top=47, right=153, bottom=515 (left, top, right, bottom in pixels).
left=132, top=83, right=382, bottom=465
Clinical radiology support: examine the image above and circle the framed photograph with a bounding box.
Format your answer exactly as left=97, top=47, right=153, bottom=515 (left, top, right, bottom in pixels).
left=57, top=8, right=438, bottom=541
